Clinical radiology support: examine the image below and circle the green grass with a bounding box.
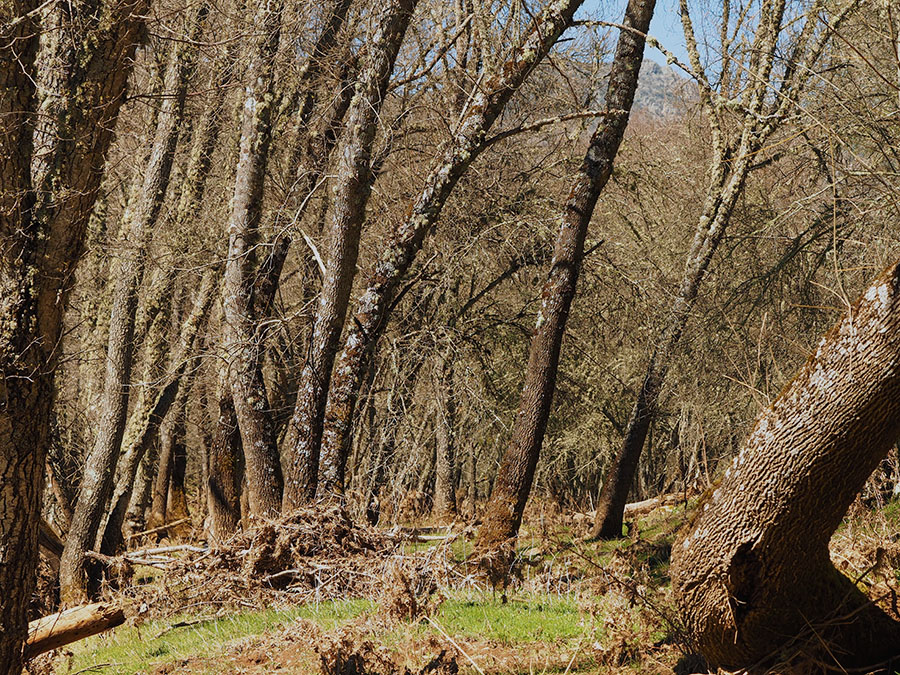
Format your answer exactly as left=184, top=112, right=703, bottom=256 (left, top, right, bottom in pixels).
left=65, top=592, right=587, bottom=673
left=66, top=599, right=373, bottom=674
left=431, top=592, right=583, bottom=644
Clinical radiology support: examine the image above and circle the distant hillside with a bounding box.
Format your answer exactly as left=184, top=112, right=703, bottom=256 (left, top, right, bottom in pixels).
left=632, top=60, right=692, bottom=118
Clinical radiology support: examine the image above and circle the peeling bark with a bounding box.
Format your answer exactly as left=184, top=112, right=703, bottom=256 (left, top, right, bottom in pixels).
left=671, top=261, right=900, bottom=671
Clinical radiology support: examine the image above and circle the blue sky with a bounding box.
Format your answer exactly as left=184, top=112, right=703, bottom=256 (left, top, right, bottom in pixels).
left=578, top=0, right=691, bottom=67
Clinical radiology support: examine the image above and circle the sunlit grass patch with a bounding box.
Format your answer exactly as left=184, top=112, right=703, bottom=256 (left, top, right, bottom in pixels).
left=66, top=598, right=373, bottom=674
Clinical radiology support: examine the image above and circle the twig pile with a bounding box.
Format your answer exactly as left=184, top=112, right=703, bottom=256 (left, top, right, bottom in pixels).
left=138, top=504, right=467, bottom=612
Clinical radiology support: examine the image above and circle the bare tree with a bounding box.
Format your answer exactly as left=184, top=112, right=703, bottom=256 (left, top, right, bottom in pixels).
left=59, top=3, right=208, bottom=602
left=591, top=0, right=856, bottom=539
left=221, top=0, right=286, bottom=517
left=315, top=0, right=591, bottom=497
left=671, top=260, right=900, bottom=670
left=100, top=268, right=217, bottom=553
left=282, top=0, right=421, bottom=507
left=474, top=0, right=655, bottom=557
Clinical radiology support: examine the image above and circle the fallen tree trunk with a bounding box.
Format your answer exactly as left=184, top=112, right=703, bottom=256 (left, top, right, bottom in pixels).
left=670, top=260, right=900, bottom=671
left=25, top=603, right=125, bottom=659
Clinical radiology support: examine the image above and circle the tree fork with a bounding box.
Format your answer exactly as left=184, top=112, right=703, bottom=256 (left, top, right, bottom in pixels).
left=671, top=260, right=900, bottom=670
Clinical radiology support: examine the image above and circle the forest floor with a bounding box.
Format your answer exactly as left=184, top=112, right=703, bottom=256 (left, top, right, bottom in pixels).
left=28, top=495, right=900, bottom=675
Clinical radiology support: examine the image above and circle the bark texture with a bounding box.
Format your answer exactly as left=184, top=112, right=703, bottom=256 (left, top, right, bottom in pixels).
left=474, top=0, right=654, bottom=555
left=59, top=3, right=206, bottom=602
left=222, top=0, right=286, bottom=518
left=207, top=384, right=243, bottom=541
left=282, top=0, right=420, bottom=507
left=25, top=602, right=125, bottom=659
left=671, top=261, right=900, bottom=671
left=316, top=0, right=589, bottom=498
left=0, top=0, right=145, bottom=666
left=433, top=352, right=458, bottom=519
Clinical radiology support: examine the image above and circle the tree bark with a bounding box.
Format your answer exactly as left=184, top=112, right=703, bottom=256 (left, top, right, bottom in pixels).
left=0, top=0, right=145, bottom=667
left=148, top=416, right=175, bottom=530
left=207, top=382, right=243, bottom=542
left=24, top=602, right=125, bottom=659
left=474, top=0, right=655, bottom=555
left=99, top=269, right=217, bottom=554
left=282, top=0, right=421, bottom=507
left=315, top=0, right=589, bottom=499
left=165, top=396, right=191, bottom=537
left=222, top=0, right=287, bottom=518
left=59, top=3, right=207, bottom=602
left=671, top=261, right=900, bottom=671
left=123, top=439, right=157, bottom=541
left=433, top=352, right=458, bottom=519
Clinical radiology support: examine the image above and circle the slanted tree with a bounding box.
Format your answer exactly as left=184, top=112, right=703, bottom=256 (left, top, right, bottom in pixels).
left=474, top=0, right=655, bottom=557
left=591, top=0, right=857, bottom=539
left=221, top=0, right=286, bottom=517
left=315, top=0, right=592, bottom=496
left=671, top=260, right=900, bottom=671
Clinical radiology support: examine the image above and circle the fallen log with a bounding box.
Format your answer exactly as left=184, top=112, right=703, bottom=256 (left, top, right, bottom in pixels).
left=574, top=493, right=685, bottom=524
left=622, top=493, right=682, bottom=517
left=25, top=602, right=125, bottom=659
left=38, top=517, right=65, bottom=567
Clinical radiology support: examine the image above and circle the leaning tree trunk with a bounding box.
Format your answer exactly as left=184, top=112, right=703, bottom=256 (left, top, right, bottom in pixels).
left=59, top=3, right=206, bottom=602
left=0, top=0, right=145, bottom=666
left=221, top=0, right=286, bottom=518
left=99, top=268, right=218, bottom=554
left=589, top=0, right=849, bottom=540
left=474, top=0, right=655, bottom=556
left=671, top=260, right=900, bottom=671
left=316, top=0, right=590, bottom=498
left=281, top=0, right=420, bottom=507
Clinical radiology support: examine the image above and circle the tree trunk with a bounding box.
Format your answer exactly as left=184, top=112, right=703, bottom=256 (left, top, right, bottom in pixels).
left=282, top=0, right=420, bottom=507
left=25, top=602, right=125, bottom=659
left=148, top=415, right=175, bottom=531
left=433, top=352, right=458, bottom=519
left=316, top=0, right=589, bottom=497
left=221, top=0, right=286, bottom=518
left=670, top=261, right=900, bottom=671
left=207, top=383, right=243, bottom=542
left=59, top=3, right=207, bottom=602
left=123, top=440, right=157, bottom=542
left=474, top=0, right=655, bottom=556
left=0, top=0, right=145, bottom=666
left=165, top=398, right=191, bottom=538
